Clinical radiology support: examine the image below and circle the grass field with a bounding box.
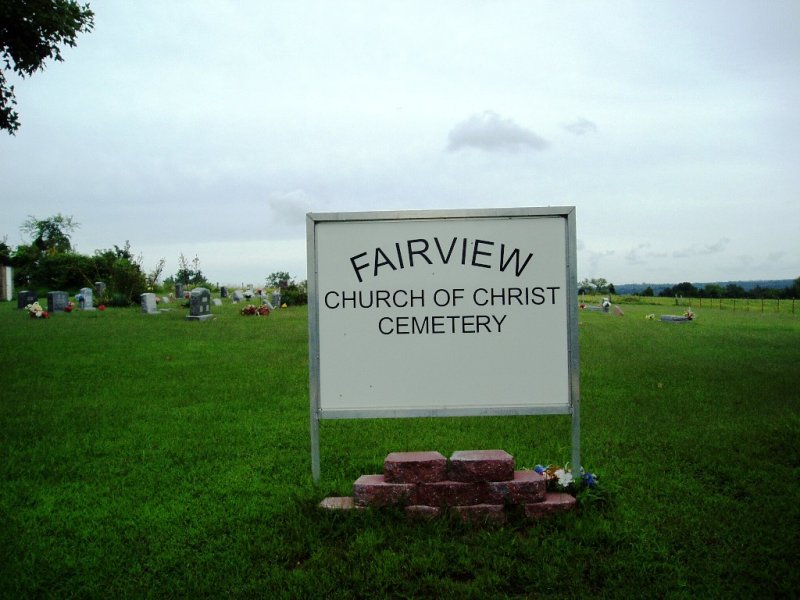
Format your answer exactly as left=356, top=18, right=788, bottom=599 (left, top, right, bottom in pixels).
left=1, top=298, right=798, bottom=598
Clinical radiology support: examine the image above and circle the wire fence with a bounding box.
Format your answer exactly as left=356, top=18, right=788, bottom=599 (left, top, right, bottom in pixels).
left=580, top=294, right=797, bottom=314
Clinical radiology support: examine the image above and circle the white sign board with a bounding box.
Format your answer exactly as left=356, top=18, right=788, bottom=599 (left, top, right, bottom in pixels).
left=307, top=207, right=579, bottom=420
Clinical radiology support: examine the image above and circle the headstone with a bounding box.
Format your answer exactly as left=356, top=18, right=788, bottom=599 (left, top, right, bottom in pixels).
left=231, top=290, right=244, bottom=303
left=220, top=286, right=228, bottom=298
left=161, top=296, right=170, bottom=304
left=140, top=293, right=159, bottom=314
left=18, top=290, right=37, bottom=309
left=79, top=287, right=94, bottom=310
left=175, top=283, right=184, bottom=299
left=47, top=291, right=69, bottom=313
left=212, top=298, right=223, bottom=306
left=1, top=266, right=12, bottom=301
left=186, top=287, right=213, bottom=321
left=94, top=281, right=106, bottom=300
left=271, top=291, right=281, bottom=307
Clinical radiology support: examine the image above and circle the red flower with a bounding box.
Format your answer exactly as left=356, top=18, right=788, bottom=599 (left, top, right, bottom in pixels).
left=98, top=305, right=106, bottom=311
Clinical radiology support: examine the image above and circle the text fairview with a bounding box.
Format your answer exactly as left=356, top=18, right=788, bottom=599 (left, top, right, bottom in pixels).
left=349, top=237, right=534, bottom=283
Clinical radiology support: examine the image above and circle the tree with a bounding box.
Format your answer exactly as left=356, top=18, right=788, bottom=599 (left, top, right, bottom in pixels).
left=0, top=235, right=10, bottom=265
left=21, top=213, right=78, bottom=254
left=267, top=271, right=291, bottom=288
left=1, top=0, right=95, bottom=134
left=641, top=286, right=654, bottom=297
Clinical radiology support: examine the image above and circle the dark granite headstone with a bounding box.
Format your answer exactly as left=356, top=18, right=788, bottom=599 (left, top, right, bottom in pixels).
left=186, top=287, right=213, bottom=321
left=18, top=290, right=38, bottom=309
left=220, top=286, right=228, bottom=298
left=47, top=291, right=69, bottom=313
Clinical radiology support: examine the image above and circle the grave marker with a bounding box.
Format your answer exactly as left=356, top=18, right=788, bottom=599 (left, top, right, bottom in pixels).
left=186, top=287, right=213, bottom=321
left=47, top=291, right=69, bottom=313
left=18, top=290, right=37, bottom=309
left=79, top=287, right=95, bottom=310
left=140, top=293, right=159, bottom=314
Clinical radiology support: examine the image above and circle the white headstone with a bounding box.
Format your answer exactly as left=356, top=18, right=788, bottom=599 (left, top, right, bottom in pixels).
left=140, top=293, right=158, bottom=314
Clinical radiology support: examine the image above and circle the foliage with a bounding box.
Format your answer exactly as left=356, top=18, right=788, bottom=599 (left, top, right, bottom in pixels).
left=0, top=235, right=11, bottom=265
left=266, top=271, right=291, bottom=288
left=579, top=277, right=613, bottom=294
left=21, top=213, right=78, bottom=254
left=1, top=0, right=95, bottom=133
left=172, top=252, right=208, bottom=287
left=91, top=244, right=147, bottom=305
left=266, top=271, right=307, bottom=306
left=658, top=278, right=800, bottom=300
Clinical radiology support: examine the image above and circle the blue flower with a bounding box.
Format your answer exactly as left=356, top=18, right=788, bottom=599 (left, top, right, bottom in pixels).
left=581, top=472, right=598, bottom=487
left=533, top=464, right=546, bottom=474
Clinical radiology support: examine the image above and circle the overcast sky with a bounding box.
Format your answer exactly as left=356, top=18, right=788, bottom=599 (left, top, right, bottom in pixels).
left=1, top=0, right=798, bottom=286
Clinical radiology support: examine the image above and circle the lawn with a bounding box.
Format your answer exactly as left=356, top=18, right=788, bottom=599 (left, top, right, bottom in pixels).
left=1, top=298, right=798, bottom=598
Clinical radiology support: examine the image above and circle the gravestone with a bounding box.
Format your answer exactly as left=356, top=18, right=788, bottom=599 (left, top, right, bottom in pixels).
left=161, top=296, right=170, bottom=304
left=79, top=287, right=95, bottom=310
left=220, top=286, right=228, bottom=298
left=1, top=266, right=12, bottom=301
left=18, top=290, right=37, bottom=309
left=186, top=287, right=213, bottom=321
left=271, top=291, right=281, bottom=307
left=47, top=291, right=69, bottom=313
left=231, top=290, right=244, bottom=303
left=175, top=283, right=184, bottom=299
left=94, top=281, right=106, bottom=300
left=212, top=298, right=223, bottom=306
left=140, top=293, right=159, bottom=314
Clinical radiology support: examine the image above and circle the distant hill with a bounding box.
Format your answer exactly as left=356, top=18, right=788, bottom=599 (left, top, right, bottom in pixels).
left=614, top=279, right=795, bottom=296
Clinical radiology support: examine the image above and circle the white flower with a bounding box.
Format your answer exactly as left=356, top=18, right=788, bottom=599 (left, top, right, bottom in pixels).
left=555, top=468, right=574, bottom=487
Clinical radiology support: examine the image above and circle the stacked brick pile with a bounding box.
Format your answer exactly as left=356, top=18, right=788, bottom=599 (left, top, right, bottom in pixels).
left=319, top=450, right=576, bottom=523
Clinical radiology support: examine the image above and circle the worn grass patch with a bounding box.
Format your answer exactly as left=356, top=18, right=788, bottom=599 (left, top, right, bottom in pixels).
left=1, top=300, right=798, bottom=597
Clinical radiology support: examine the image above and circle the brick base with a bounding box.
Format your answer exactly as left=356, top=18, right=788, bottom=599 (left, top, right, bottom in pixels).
left=323, top=450, right=578, bottom=523
left=524, top=493, right=577, bottom=519
left=354, top=474, right=416, bottom=507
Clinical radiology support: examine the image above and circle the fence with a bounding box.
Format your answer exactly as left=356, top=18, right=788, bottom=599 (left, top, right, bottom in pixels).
left=580, top=294, right=796, bottom=315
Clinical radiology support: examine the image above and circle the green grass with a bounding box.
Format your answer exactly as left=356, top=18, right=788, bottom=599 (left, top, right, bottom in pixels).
left=1, top=299, right=798, bottom=598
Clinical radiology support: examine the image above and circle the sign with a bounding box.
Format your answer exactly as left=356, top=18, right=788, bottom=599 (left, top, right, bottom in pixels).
left=307, top=207, right=580, bottom=480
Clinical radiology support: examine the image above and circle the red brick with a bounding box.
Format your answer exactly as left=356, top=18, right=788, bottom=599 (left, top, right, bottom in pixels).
left=524, top=492, right=577, bottom=519
left=404, top=505, right=442, bottom=520
left=353, top=474, right=417, bottom=507
left=453, top=504, right=507, bottom=525
left=417, top=480, right=488, bottom=507
left=318, top=496, right=362, bottom=510
left=384, top=451, right=447, bottom=483
left=449, top=449, right=514, bottom=482
left=487, top=470, right=547, bottom=505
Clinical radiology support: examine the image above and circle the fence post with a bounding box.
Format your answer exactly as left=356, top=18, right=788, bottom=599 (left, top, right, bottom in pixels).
left=733, top=298, right=736, bottom=311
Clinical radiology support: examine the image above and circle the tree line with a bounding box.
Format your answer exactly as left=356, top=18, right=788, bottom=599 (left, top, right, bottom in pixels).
left=656, top=280, right=800, bottom=300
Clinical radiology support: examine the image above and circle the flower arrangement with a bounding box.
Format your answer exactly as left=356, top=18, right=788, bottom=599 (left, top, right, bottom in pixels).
left=533, top=464, right=598, bottom=492
left=240, top=304, right=270, bottom=316
left=683, top=308, right=694, bottom=320
left=25, top=302, right=49, bottom=319
left=64, top=301, right=75, bottom=313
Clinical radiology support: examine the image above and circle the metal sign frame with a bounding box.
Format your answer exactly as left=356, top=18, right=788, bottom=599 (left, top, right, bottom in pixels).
left=306, top=207, right=580, bottom=482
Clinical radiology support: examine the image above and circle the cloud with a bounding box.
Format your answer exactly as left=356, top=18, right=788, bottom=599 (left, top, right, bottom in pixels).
left=562, top=117, right=598, bottom=136
left=267, top=190, right=313, bottom=227
left=625, top=242, right=668, bottom=265
left=672, top=238, right=731, bottom=258
left=447, top=111, right=549, bottom=153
